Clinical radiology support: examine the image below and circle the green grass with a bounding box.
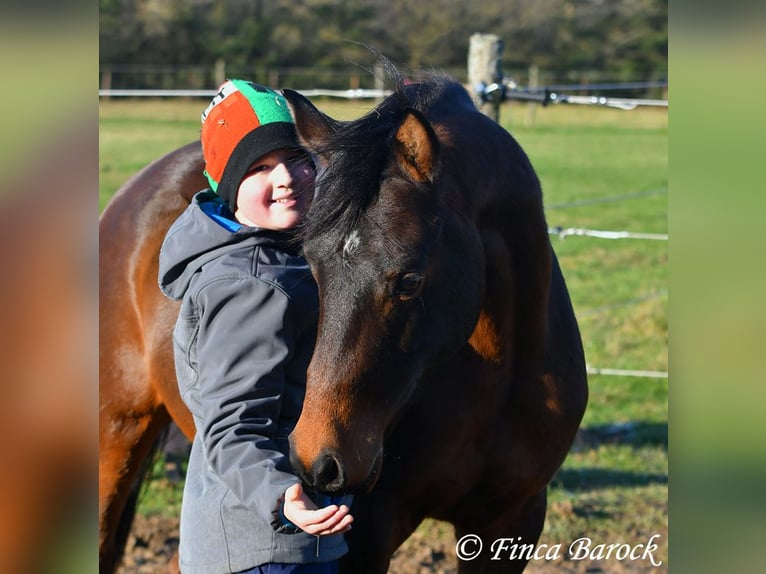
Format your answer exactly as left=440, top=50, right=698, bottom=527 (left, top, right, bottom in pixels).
left=502, top=102, right=668, bottom=569
left=100, top=97, right=668, bottom=570
left=133, top=456, right=186, bottom=518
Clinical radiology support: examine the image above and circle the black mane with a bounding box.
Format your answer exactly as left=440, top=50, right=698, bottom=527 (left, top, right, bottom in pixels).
left=299, top=66, right=459, bottom=244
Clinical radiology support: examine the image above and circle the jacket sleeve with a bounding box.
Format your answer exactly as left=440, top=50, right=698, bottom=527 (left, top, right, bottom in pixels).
left=193, top=273, right=302, bottom=526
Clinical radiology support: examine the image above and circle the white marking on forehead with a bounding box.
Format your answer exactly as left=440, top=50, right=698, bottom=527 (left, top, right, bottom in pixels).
left=342, top=230, right=361, bottom=262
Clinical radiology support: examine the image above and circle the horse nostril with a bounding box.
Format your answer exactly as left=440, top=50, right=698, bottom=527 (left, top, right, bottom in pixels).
left=312, top=452, right=345, bottom=493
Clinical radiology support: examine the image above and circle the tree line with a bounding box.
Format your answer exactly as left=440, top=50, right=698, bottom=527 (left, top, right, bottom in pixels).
left=100, top=0, right=667, bottom=92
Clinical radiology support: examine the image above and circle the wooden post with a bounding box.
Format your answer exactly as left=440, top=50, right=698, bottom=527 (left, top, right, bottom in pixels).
left=468, top=33, right=504, bottom=122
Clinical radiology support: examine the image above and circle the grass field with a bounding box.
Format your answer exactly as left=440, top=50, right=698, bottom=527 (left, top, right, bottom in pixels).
left=100, top=96, right=668, bottom=571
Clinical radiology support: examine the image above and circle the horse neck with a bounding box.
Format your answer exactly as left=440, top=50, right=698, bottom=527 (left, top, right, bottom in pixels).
left=444, top=126, right=551, bottom=375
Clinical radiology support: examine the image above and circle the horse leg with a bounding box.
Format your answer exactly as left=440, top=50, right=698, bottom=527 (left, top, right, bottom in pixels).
left=339, top=493, right=418, bottom=574
left=99, top=403, right=171, bottom=573
left=453, top=488, right=547, bottom=574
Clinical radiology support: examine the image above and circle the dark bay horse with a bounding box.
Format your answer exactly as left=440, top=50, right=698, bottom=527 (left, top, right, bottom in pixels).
left=99, top=72, right=587, bottom=573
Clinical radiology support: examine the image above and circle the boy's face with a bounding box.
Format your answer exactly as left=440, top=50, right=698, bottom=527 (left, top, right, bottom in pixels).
left=234, top=149, right=315, bottom=230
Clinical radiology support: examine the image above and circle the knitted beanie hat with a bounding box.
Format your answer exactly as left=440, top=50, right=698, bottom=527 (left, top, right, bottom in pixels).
left=200, top=79, right=302, bottom=211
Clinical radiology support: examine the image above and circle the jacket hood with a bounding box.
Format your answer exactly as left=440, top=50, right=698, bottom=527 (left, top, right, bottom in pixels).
left=158, top=190, right=299, bottom=300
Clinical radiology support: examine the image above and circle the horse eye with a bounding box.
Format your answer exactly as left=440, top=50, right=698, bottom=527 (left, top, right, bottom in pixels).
left=396, top=272, right=423, bottom=300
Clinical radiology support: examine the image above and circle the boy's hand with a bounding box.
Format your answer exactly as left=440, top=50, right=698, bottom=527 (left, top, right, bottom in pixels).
left=282, top=483, right=353, bottom=536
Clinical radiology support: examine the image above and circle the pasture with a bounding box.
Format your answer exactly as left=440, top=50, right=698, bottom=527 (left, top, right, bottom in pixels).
left=99, top=96, right=667, bottom=572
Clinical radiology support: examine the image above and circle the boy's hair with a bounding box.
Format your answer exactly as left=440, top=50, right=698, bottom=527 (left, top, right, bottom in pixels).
left=201, top=79, right=302, bottom=212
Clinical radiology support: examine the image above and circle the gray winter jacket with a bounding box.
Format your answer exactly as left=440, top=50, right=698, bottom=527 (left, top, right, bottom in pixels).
left=158, top=190, right=349, bottom=574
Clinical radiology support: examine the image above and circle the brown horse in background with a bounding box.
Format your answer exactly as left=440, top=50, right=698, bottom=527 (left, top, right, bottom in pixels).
left=99, top=70, right=587, bottom=573
left=99, top=141, right=202, bottom=572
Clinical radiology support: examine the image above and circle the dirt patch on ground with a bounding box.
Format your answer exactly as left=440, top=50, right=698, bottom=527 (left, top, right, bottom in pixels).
left=117, top=514, right=666, bottom=573
left=117, top=515, right=459, bottom=574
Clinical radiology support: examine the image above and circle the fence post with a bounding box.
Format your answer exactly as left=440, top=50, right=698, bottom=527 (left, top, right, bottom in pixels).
left=468, top=33, right=504, bottom=122
left=214, top=58, right=226, bottom=87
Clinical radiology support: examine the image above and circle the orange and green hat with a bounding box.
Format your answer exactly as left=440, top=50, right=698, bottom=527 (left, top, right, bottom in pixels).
left=200, top=79, right=301, bottom=211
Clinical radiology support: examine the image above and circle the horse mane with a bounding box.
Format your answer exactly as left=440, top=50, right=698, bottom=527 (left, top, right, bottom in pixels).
left=299, top=63, right=457, bottom=244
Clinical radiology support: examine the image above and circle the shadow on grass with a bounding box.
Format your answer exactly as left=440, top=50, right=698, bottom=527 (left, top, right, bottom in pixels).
left=551, top=421, right=668, bottom=492
left=574, top=421, right=667, bottom=451
left=551, top=467, right=667, bottom=492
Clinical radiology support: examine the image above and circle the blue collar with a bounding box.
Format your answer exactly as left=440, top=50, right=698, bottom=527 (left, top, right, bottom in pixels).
left=200, top=198, right=242, bottom=233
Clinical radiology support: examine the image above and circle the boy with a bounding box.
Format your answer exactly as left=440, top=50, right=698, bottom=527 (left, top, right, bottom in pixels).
left=158, top=79, right=353, bottom=574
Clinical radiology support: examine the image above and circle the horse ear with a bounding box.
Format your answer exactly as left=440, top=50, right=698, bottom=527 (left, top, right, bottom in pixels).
left=394, top=109, right=439, bottom=184
left=282, top=89, right=340, bottom=156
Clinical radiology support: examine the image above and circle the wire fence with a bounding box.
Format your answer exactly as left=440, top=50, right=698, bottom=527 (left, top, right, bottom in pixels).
left=549, top=227, right=668, bottom=241
left=99, top=80, right=668, bottom=109
left=544, top=184, right=667, bottom=379
left=549, top=218, right=668, bottom=379
left=98, top=88, right=391, bottom=99
left=100, top=82, right=668, bottom=381
left=473, top=78, right=668, bottom=110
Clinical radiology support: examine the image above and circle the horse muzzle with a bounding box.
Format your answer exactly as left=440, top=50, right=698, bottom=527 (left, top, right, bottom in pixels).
left=288, top=433, right=383, bottom=495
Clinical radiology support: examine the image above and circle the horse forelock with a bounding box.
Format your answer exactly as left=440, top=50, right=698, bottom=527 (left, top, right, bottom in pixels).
left=299, top=93, right=400, bottom=245
left=299, top=73, right=460, bottom=247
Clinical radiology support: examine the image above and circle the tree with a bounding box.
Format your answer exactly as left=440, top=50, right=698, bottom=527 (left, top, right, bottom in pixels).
left=99, top=0, right=667, bottom=89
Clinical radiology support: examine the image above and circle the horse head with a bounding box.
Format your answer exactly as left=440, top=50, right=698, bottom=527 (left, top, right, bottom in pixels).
left=283, top=80, right=488, bottom=494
